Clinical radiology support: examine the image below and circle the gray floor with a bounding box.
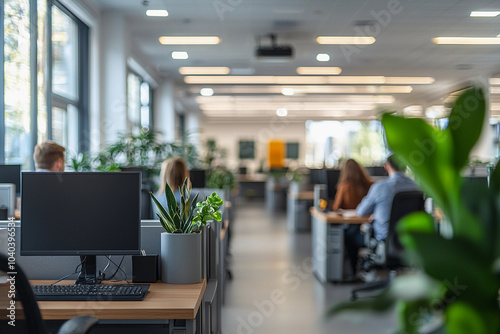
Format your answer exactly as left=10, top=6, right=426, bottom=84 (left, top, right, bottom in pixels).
left=222, top=198, right=398, bottom=334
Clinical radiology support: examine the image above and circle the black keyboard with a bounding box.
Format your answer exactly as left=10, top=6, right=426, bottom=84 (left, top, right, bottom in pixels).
left=31, top=283, right=150, bottom=301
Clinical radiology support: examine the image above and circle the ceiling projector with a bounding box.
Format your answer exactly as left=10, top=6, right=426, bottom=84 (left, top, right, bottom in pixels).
left=255, top=34, right=294, bottom=61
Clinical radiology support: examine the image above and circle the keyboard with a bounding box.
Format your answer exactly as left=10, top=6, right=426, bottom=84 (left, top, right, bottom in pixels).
left=31, top=283, right=150, bottom=301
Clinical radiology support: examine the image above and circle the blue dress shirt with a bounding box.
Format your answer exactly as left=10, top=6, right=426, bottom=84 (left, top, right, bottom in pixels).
left=356, top=172, right=418, bottom=240
left=152, top=189, right=182, bottom=217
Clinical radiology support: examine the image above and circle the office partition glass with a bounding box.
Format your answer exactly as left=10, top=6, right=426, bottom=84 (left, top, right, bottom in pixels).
left=4, top=0, right=32, bottom=168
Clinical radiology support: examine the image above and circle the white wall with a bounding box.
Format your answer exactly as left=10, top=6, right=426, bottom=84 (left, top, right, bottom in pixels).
left=199, top=119, right=307, bottom=173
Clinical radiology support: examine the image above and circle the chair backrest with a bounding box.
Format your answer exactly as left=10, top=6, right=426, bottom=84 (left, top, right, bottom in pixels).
left=385, top=191, right=425, bottom=267
left=0, top=253, right=47, bottom=334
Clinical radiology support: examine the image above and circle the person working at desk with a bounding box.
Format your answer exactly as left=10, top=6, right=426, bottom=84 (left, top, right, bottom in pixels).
left=331, top=159, right=373, bottom=276
left=346, top=155, right=418, bottom=277
left=152, top=156, right=189, bottom=215
left=33, top=141, right=66, bottom=172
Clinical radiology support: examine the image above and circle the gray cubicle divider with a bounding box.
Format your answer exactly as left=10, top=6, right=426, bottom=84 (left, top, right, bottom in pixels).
left=0, top=187, right=227, bottom=334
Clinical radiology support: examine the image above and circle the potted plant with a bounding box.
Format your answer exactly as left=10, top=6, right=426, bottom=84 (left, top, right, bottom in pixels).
left=150, top=178, right=223, bottom=284
left=328, top=87, right=500, bottom=333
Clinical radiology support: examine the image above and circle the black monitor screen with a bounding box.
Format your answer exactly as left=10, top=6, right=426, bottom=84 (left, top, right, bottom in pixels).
left=21, top=172, right=141, bottom=256
left=310, top=169, right=325, bottom=185
left=190, top=169, right=206, bottom=188
left=323, top=169, right=340, bottom=200
left=0, top=164, right=21, bottom=195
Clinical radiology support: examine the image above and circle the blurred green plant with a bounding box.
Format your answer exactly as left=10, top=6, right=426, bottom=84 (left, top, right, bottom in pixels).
left=67, top=152, right=92, bottom=171
left=328, top=87, right=500, bottom=334
left=150, top=177, right=223, bottom=234
left=206, top=166, right=236, bottom=190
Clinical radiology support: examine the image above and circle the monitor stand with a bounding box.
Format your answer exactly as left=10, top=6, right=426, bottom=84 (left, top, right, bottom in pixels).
left=76, top=255, right=98, bottom=284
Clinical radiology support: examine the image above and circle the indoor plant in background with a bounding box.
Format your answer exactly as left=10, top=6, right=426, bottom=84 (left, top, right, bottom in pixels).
left=150, top=178, right=223, bottom=284
left=328, top=87, right=500, bottom=334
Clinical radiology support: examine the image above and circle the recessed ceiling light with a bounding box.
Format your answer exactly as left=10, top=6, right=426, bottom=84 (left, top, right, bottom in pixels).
left=200, top=88, right=214, bottom=96
left=159, top=36, right=220, bottom=45
left=470, top=11, right=500, bottom=17
left=433, top=37, right=500, bottom=44
left=296, top=67, right=342, bottom=75
left=281, top=88, right=295, bottom=96
left=316, top=53, right=330, bottom=62
left=316, top=36, right=376, bottom=45
left=179, top=67, right=230, bottom=75
left=172, top=51, right=189, bottom=59
left=276, top=108, right=288, bottom=117
left=146, top=10, right=169, bottom=17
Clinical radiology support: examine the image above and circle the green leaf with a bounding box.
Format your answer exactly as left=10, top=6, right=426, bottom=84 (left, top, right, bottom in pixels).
left=446, top=87, right=486, bottom=170
left=381, top=114, right=456, bottom=216
left=381, top=113, right=483, bottom=242
left=397, top=231, right=498, bottom=307
left=445, top=302, right=498, bottom=334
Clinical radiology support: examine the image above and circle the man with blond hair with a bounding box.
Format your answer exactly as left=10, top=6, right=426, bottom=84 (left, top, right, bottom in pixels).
left=33, top=141, right=66, bottom=172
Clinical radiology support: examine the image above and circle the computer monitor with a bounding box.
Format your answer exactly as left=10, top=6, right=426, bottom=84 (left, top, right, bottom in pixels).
left=323, top=169, right=340, bottom=200
left=189, top=169, right=206, bottom=188
left=21, top=172, right=142, bottom=284
left=309, top=169, right=325, bottom=185
left=366, top=166, right=388, bottom=177
left=0, top=164, right=21, bottom=195
left=0, top=184, right=15, bottom=219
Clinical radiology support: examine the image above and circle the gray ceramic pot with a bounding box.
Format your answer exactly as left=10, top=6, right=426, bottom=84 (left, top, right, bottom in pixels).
left=160, top=232, right=202, bottom=284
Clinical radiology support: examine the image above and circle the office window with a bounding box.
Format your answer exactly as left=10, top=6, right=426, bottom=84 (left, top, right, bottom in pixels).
left=4, top=0, right=32, bottom=167
left=52, top=5, right=78, bottom=100
left=305, top=120, right=386, bottom=167
left=127, top=71, right=152, bottom=132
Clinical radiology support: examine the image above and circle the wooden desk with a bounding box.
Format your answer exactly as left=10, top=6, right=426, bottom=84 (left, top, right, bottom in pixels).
left=310, top=207, right=369, bottom=282
left=1, top=279, right=206, bottom=333
left=310, top=207, right=368, bottom=224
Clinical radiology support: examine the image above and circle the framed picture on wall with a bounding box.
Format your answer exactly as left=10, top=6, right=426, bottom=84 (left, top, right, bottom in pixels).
left=286, top=142, right=299, bottom=159
left=239, top=140, right=255, bottom=159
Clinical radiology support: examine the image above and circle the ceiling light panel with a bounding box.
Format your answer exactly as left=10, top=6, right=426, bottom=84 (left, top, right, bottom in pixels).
left=296, top=67, right=342, bottom=75
left=470, top=11, right=500, bottom=17
left=159, top=36, right=220, bottom=45
left=184, top=76, right=432, bottom=85
left=316, top=36, right=376, bottom=45
left=171, top=51, right=188, bottom=59
left=179, top=67, right=230, bottom=75
left=316, top=53, right=330, bottom=62
left=433, top=37, right=500, bottom=44
left=188, top=85, right=413, bottom=94
left=146, top=10, right=169, bottom=17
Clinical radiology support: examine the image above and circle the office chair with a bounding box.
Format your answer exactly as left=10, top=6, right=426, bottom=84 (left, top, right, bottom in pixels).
left=0, top=254, right=98, bottom=334
left=351, top=190, right=425, bottom=300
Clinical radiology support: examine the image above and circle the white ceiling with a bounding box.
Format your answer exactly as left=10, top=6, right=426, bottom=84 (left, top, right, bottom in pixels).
left=82, top=0, right=500, bottom=122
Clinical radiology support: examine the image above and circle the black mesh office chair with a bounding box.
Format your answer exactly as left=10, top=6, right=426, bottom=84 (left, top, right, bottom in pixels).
left=351, top=190, right=425, bottom=300
left=0, top=254, right=98, bottom=334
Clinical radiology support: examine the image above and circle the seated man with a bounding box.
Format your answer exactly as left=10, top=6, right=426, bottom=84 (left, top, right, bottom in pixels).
left=33, top=141, right=66, bottom=172
left=346, top=155, right=419, bottom=276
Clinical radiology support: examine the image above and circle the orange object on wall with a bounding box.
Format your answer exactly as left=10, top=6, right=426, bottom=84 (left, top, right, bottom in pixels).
left=268, top=140, right=285, bottom=169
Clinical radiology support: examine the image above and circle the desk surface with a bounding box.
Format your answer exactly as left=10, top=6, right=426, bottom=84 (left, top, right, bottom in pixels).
left=310, top=207, right=368, bottom=224
left=1, top=279, right=206, bottom=320
left=288, top=191, right=314, bottom=200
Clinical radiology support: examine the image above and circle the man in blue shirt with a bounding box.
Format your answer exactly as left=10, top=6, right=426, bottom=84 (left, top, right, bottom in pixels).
left=346, top=155, right=418, bottom=277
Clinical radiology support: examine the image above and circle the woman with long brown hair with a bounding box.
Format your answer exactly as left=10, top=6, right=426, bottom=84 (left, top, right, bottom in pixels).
left=331, top=159, right=373, bottom=211
left=331, top=159, right=373, bottom=278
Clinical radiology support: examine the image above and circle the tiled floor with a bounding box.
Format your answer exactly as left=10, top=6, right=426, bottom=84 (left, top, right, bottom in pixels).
left=221, top=198, right=398, bottom=334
